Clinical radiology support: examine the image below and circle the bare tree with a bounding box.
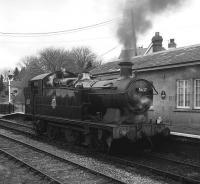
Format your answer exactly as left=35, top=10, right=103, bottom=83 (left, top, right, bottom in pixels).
left=1, top=68, right=12, bottom=82
left=22, top=56, right=44, bottom=75
left=18, top=56, right=45, bottom=87
left=13, top=67, right=20, bottom=81
left=71, top=47, right=101, bottom=73
left=39, top=47, right=75, bottom=72
left=0, top=75, right=4, bottom=92
left=18, top=46, right=102, bottom=85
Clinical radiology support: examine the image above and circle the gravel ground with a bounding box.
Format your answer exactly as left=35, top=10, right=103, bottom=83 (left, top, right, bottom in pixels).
left=0, top=128, right=176, bottom=184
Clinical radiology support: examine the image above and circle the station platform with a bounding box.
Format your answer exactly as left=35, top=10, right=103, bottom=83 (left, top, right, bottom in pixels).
left=0, top=112, right=24, bottom=118
left=171, top=131, right=200, bottom=139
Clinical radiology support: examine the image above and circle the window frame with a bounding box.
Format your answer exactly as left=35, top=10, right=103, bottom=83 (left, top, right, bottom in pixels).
left=194, top=79, right=200, bottom=109
left=176, top=79, right=190, bottom=109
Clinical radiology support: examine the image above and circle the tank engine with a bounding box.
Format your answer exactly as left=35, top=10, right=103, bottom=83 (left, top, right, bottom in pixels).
left=24, top=61, right=170, bottom=151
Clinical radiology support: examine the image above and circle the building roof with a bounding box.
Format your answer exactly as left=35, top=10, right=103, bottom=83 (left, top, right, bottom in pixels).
left=30, top=73, right=50, bottom=81
left=91, top=44, right=200, bottom=75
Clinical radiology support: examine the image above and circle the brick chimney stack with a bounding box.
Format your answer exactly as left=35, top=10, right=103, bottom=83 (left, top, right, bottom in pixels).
left=152, top=32, right=163, bottom=52
left=168, top=39, right=176, bottom=49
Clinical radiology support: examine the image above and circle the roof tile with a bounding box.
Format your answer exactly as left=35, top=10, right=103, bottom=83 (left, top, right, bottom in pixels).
left=91, top=44, right=200, bottom=75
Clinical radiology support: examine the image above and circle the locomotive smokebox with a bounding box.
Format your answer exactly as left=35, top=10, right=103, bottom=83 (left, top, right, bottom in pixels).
left=119, top=61, right=133, bottom=78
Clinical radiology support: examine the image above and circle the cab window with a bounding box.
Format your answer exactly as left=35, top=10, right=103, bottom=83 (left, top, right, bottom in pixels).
left=31, top=81, right=39, bottom=94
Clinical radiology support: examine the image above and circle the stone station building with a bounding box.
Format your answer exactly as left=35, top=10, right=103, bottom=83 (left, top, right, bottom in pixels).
left=91, top=34, right=200, bottom=134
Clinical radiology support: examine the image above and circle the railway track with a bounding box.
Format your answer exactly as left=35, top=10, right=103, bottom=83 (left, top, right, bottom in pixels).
left=0, top=130, right=129, bottom=184
left=1, top=117, right=200, bottom=183
left=0, top=148, right=62, bottom=184
left=0, top=118, right=35, bottom=135
left=145, top=151, right=200, bottom=169
left=110, top=152, right=200, bottom=184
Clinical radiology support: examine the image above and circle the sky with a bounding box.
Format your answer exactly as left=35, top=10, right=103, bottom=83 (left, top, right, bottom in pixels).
left=0, top=0, right=200, bottom=70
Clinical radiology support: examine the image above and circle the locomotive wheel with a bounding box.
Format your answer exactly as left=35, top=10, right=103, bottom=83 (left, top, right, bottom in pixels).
left=161, top=127, right=170, bottom=137
left=34, top=120, right=46, bottom=135
left=88, top=136, right=108, bottom=152
left=90, top=136, right=103, bottom=151
left=47, top=125, right=58, bottom=140
left=64, top=129, right=80, bottom=144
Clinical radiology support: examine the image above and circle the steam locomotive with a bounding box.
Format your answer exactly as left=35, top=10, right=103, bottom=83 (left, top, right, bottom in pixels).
left=24, top=61, right=170, bottom=151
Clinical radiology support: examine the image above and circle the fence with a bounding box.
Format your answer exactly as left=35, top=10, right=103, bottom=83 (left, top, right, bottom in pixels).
left=0, top=103, right=15, bottom=114
left=0, top=102, right=25, bottom=114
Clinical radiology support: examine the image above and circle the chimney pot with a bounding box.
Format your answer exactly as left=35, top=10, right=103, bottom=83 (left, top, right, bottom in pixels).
left=168, top=38, right=176, bottom=49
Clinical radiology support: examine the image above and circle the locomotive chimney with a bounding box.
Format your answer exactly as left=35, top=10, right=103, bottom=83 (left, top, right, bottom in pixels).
left=119, top=61, right=133, bottom=78
left=119, top=48, right=135, bottom=78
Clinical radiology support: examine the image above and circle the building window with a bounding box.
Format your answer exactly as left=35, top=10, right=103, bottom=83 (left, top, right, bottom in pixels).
left=194, top=79, right=200, bottom=109
left=176, top=80, right=190, bottom=108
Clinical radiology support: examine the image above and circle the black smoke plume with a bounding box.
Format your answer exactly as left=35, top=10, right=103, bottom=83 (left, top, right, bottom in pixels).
left=117, top=0, right=186, bottom=51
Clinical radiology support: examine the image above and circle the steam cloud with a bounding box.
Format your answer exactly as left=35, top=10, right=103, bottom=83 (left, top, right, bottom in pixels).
left=117, top=0, right=186, bottom=51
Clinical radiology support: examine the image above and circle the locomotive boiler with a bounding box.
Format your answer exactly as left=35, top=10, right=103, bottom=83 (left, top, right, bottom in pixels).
left=24, top=60, right=170, bottom=151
